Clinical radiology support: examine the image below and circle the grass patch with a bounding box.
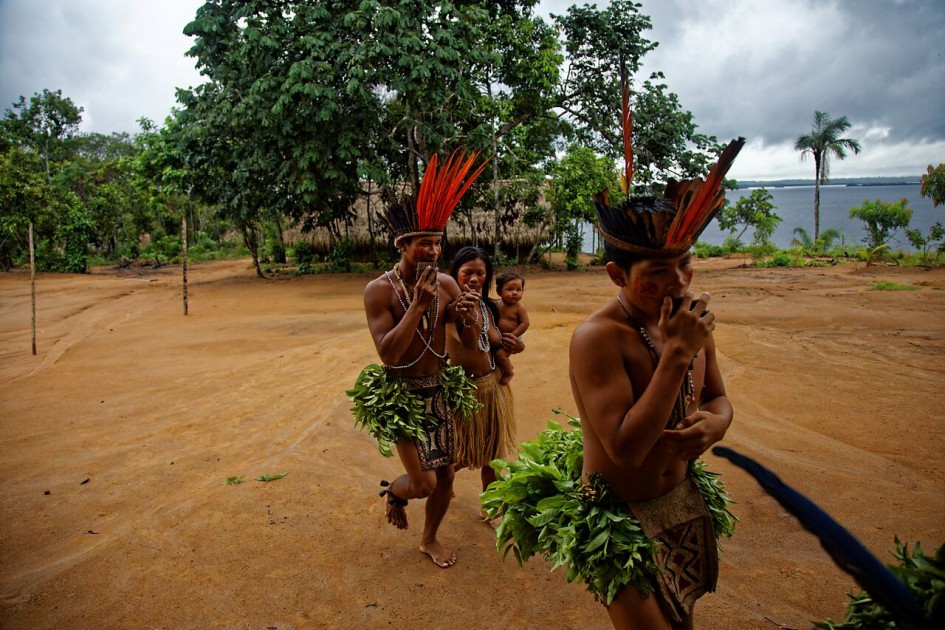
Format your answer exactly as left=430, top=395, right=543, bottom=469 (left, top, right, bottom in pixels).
left=869, top=280, right=917, bottom=291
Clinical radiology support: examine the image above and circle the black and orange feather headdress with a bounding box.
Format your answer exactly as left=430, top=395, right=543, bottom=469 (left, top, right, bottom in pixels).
left=595, top=56, right=745, bottom=257
left=384, top=150, right=489, bottom=247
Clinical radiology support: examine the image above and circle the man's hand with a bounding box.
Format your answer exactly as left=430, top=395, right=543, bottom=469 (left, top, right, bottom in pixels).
left=660, top=291, right=715, bottom=360
left=413, top=264, right=439, bottom=310
left=661, top=410, right=728, bottom=460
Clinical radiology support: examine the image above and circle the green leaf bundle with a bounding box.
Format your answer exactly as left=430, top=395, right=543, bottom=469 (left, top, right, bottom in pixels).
left=482, top=410, right=737, bottom=605
left=814, top=539, right=945, bottom=629
left=347, top=363, right=480, bottom=458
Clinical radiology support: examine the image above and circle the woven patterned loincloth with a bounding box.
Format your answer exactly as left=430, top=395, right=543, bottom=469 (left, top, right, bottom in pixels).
left=402, top=372, right=455, bottom=470
left=628, top=477, right=719, bottom=623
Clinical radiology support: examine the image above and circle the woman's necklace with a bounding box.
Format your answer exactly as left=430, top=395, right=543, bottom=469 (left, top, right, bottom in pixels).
left=615, top=294, right=695, bottom=428
left=382, top=265, right=446, bottom=369
left=477, top=297, right=496, bottom=371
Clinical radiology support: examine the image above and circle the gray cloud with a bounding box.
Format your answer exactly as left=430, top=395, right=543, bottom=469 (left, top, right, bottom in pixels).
left=1, top=0, right=942, bottom=178
left=0, top=0, right=202, bottom=133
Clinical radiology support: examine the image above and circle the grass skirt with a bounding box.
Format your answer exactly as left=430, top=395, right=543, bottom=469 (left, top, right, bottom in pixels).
left=454, top=369, right=516, bottom=469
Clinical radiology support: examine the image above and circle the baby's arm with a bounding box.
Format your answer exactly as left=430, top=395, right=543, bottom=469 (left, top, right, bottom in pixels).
left=510, top=303, right=530, bottom=337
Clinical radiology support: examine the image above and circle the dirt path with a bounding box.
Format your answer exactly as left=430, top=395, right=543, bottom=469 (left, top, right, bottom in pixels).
left=1, top=258, right=943, bottom=629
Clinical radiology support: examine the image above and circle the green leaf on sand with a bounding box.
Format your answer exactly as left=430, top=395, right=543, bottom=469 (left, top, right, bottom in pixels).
left=255, top=472, right=288, bottom=482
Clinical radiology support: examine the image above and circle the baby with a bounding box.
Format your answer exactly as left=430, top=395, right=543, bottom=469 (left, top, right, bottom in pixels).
left=493, top=272, right=530, bottom=384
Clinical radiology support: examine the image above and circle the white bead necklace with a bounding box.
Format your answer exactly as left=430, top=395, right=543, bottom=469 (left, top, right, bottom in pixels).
left=383, top=266, right=447, bottom=369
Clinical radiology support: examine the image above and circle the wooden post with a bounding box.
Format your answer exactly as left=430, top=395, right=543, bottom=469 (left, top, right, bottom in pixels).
left=182, top=213, right=188, bottom=315
left=29, top=221, right=36, bottom=355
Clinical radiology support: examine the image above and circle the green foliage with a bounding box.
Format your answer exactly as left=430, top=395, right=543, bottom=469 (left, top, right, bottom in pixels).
left=906, top=222, right=944, bottom=265
left=849, top=198, right=912, bottom=249
left=814, top=539, right=944, bottom=629
left=347, top=364, right=480, bottom=458
left=757, top=252, right=799, bottom=268
left=792, top=227, right=844, bottom=256
left=869, top=281, right=917, bottom=292
left=328, top=237, right=354, bottom=272
left=255, top=472, right=288, bottom=482
left=920, top=164, right=945, bottom=207
left=0, top=2, right=744, bottom=274
left=292, top=240, right=319, bottom=265
left=717, top=188, right=782, bottom=246
left=0, top=144, right=47, bottom=270
left=547, top=144, right=618, bottom=238
left=692, top=241, right=726, bottom=258
left=482, top=410, right=736, bottom=605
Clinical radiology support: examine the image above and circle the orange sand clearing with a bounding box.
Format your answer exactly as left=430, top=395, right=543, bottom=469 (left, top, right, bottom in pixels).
left=1, top=258, right=943, bottom=629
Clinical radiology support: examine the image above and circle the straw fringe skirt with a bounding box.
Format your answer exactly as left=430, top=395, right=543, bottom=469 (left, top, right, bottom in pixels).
left=454, top=370, right=516, bottom=469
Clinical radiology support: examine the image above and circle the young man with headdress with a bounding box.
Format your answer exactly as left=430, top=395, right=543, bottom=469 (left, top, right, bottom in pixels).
left=481, top=60, right=743, bottom=626
left=348, top=151, right=487, bottom=568
left=568, top=136, right=744, bottom=628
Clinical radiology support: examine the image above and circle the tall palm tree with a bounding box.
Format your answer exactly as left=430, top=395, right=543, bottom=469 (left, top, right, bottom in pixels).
left=795, top=111, right=861, bottom=240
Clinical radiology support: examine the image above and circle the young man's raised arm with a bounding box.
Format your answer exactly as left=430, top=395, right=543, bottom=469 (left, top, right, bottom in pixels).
left=570, top=317, right=690, bottom=468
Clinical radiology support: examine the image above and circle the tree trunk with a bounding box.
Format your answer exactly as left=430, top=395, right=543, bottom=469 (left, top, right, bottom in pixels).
left=366, top=179, right=377, bottom=266
left=492, top=118, right=501, bottom=262
left=813, top=153, right=822, bottom=241
left=182, top=213, right=189, bottom=315
left=274, top=213, right=287, bottom=264
left=29, top=221, right=36, bottom=356
left=239, top=221, right=264, bottom=278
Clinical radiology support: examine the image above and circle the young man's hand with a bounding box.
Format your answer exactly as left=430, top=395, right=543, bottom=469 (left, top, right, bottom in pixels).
left=661, top=410, right=728, bottom=460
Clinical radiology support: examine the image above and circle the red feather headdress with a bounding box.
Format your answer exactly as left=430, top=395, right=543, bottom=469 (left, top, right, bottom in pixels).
left=384, top=150, right=489, bottom=246
left=595, top=56, right=745, bottom=257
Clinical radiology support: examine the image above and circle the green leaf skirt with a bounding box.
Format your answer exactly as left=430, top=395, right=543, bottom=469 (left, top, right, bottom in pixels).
left=347, top=363, right=480, bottom=458
left=481, top=413, right=737, bottom=605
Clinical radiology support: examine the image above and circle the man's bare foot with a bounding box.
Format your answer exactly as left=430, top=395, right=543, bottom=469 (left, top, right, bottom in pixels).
left=385, top=499, right=408, bottom=529
left=419, top=541, right=456, bottom=568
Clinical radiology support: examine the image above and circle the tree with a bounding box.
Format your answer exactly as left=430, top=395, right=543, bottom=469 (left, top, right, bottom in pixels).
left=717, top=188, right=782, bottom=247
left=554, top=1, right=722, bottom=188
left=0, top=143, right=48, bottom=270
left=795, top=111, right=861, bottom=240
left=546, top=145, right=618, bottom=268
left=172, top=0, right=730, bottom=267
left=849, top=198, right=912, bottom=250
left=3, top=89, right=83, bottom=182
left=791, top=227, right=842, bottom=255
left=920, top=164, right=945, bottom=207
left=2, top=90, right=96, bottom=272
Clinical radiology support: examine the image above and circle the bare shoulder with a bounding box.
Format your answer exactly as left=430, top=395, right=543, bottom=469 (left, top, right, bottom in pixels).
left=437, top=272, right=460, bottom=299
left=364, top=273, right=393, bottom=307
left=570, top=307, right=622, bottom=356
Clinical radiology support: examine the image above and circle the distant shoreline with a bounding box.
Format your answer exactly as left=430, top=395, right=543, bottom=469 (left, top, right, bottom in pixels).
left=738, top=177, right=921, bottom=189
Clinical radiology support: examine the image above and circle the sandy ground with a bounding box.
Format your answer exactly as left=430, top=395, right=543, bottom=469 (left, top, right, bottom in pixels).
left=1, top=256, right=943, bottom=630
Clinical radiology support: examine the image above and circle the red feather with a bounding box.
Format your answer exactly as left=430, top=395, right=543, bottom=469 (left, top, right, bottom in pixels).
left=664, top=138, right=745, bottom=250
left=621, top=57, right=633, bottom=194
left=416, top=150, right=489, bottom=231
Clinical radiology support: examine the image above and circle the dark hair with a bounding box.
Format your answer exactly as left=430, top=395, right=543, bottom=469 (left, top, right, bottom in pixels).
left=496, top=271, right=524, bottom=293
left=604, top=241, right=653, bottom=272
left=450, top=246, right=499, bottom=322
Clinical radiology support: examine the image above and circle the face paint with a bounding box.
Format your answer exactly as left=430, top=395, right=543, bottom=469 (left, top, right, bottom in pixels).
left=457, top=259, right=487, bottom=292
left=631, top=278, right=660, bottom=299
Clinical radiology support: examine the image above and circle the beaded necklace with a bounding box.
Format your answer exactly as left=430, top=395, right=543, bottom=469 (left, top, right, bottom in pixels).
left=476, top=297, right=496, bottom=371
left=382, top=265, right=447, bottom=369
left=615, top=294, right=695, bottom=429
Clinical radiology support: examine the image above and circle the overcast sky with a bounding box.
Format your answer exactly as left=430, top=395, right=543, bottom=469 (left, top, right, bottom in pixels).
left=1, top=0, right=942, bottom=180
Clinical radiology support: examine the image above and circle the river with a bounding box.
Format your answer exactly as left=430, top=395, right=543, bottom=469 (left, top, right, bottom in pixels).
left=583, top=183, right=941, bottom=252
